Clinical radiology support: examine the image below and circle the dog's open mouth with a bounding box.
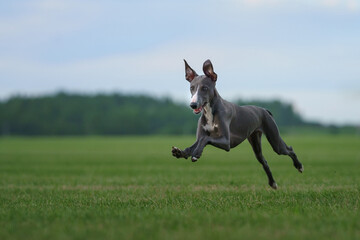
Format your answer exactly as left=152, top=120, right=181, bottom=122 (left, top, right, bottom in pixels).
left=193, top=103, right=207, bottom=114
left=193, top=106, right=202, bottom=114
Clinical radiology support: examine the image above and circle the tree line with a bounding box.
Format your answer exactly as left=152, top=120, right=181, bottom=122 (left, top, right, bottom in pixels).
left=0, top=92, right=353, bottom=136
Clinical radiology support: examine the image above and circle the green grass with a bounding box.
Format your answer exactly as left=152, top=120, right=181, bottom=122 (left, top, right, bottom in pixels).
left=0, top=135, right=359, bottom=240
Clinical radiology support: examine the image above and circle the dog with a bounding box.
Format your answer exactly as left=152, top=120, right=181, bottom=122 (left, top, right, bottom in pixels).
left=171, top=59, right=303, bottom=189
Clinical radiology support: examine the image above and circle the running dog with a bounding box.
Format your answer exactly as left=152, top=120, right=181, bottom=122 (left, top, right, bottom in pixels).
left=171, top=59, right=303, bottom=189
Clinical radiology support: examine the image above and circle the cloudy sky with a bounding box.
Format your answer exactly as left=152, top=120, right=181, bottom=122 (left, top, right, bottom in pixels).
left=1, top=0, right=359, bottom=125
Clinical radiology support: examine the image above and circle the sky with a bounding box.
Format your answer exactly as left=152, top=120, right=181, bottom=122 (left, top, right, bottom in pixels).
left=0, top=0, right=359, bottom=125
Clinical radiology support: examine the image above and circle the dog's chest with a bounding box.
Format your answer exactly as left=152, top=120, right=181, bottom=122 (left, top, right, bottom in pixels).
left=202, top=105, right=218, bottom=133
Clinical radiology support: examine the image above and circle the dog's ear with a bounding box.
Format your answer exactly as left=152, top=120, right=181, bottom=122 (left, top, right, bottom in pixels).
left=203, top=59, right=217, bottom=82
left=184, top=59, right=198, bottom=82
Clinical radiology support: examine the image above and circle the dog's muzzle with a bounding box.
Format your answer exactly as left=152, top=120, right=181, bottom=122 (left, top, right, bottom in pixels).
left=190, top=102, right=198, bottom=109
left=190, top=102, right=203, bottom=114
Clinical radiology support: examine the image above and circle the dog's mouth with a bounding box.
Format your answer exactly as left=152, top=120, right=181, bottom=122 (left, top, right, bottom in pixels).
left=193, top=103, right=207, bottom=114
left=193, top=106, right=202, bottom=114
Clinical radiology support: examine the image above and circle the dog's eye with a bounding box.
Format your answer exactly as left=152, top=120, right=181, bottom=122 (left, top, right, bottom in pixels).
left=202, top=86, right=208, bottom=91
left=190, top=86, right=195, bottom=91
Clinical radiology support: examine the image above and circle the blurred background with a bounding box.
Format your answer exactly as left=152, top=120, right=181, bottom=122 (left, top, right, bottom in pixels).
left=1, top=0, right=359, bottom=135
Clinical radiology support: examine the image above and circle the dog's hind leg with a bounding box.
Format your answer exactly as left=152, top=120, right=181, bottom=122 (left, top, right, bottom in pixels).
left=248, top=130, right=278, bottom=189
left=262, top=112, right=303, bottom=173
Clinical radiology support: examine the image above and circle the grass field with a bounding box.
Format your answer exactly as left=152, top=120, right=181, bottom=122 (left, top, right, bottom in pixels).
left=0, top=135, right=359, bottom=240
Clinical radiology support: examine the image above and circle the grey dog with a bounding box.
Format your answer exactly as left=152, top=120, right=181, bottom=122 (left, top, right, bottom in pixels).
left=171, top=59, right=303, bottom=189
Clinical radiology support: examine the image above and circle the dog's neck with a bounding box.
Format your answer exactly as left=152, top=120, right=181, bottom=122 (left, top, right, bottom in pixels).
left=202, top=89, right=220, bottom=133
left=210, top=88, right=221, bottom=107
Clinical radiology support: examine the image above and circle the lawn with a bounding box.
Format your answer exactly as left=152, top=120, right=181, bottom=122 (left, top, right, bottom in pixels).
left=0, top=135, right=359, bottom=240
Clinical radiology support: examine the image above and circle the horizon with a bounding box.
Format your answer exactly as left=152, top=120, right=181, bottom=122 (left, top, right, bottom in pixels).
left=0, top=89, right=358, bottom=127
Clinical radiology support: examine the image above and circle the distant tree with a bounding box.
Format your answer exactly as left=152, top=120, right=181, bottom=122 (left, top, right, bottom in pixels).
left=0, top=92, right=352, bottom=136
left=0, top=92, right=197, bottom=135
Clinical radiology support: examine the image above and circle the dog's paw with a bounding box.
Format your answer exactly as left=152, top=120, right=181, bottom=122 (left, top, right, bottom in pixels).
left=171, top=146, right=184, bottom=158
left=271, top=182, right=278, bottom=190
left=294, top=162, right=304, bottom=173
left=191, top=156, right=198, bottom=162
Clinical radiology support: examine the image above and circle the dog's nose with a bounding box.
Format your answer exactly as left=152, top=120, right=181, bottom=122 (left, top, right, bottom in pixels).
left=190, top=102, right=198, bottom=109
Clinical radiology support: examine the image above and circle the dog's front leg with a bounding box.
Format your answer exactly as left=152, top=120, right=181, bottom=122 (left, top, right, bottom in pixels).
left=191, top=119, right=231, bottom=161
left=189, top=136, right=213, bottom=162
left=171, top=141, right=199, bottom=159
left=191, top=135, right=231, bottom=162
left=193, top=120, right=231, bottom=160
left=171, top=117, right=206, bottom=160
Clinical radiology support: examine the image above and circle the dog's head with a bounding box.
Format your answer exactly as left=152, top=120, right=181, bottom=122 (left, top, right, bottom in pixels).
left=184, top=59, right=217, bottom=114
